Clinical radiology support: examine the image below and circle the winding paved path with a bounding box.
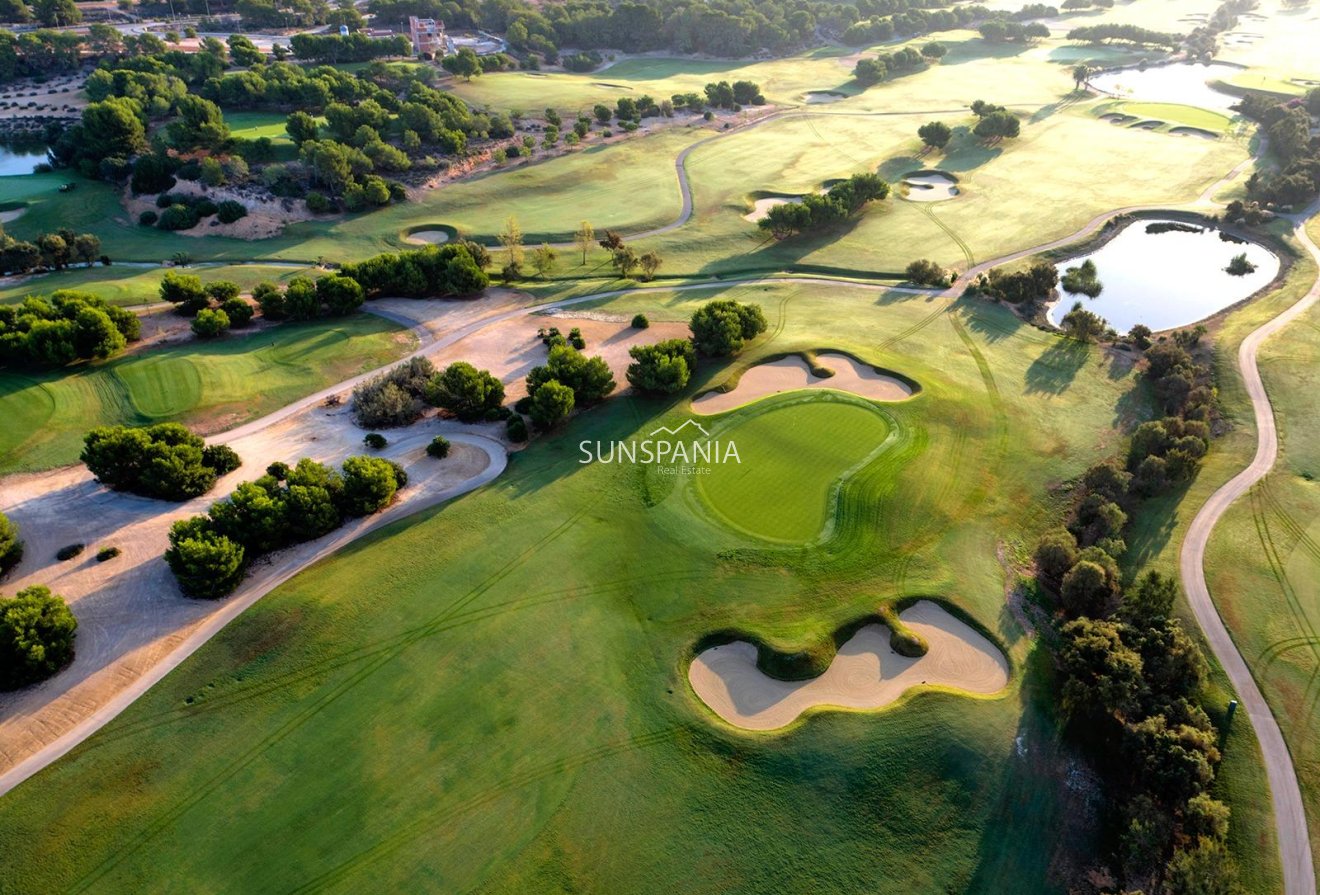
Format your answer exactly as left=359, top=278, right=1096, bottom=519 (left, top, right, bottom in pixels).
left=1179, top=203, right=1320, bottom=895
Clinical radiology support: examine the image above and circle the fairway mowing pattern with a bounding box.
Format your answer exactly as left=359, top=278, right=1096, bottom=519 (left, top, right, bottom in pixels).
left=694, top=397, right=893, bottom=543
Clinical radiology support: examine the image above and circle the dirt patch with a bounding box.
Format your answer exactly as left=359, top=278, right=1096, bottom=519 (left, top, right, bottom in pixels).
left=688, top=601, right=1010, bottom=731
left=0, top=74, right=85, bottom=121
left=123, top=180, right=325, bottom=241
left=692, top=351, right=914, bottom=415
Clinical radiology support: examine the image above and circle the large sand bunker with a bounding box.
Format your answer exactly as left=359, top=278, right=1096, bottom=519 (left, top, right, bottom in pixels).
left=804, top=90, right=847, bottom=104
left=743, top=196, right=800, bottom=223
left=901, top=172, right=959, bottom=202
left=689, top=601, right=1009, bottom=730
left=404, top=229, right=452, bottom=245
left=692, top=351, right=913, bottom=415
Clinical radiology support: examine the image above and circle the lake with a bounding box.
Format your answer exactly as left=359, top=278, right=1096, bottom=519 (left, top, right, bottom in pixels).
left=1089, top=62, right=1242, bottom=112
left=0, top=143, right=48, bottom=177
left=1046, top=219, right=1280, bottom=333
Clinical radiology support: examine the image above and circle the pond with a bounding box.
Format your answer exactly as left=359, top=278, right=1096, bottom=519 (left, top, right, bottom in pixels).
left=0, top=143, right=48, bottom=177
left=1089, top=62, right=1242, bottom=112
left=1046, top=219, right=1280, bottom=333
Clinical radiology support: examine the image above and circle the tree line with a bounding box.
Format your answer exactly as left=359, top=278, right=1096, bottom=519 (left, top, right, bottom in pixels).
left=1237, top=88, right=1320, bottom=209
left=0, top=290, right=138, bottom=369
left=1033, top=332, right=1231, bottom=892
left=165, top=454, right=408, bottom=598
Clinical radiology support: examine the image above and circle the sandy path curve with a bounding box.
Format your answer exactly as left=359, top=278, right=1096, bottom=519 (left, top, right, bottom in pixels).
left=1178, top=200, right=1320, bottom=895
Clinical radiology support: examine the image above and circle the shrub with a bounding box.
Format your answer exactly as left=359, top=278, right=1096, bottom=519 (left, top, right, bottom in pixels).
left=689, top=299, right=767, bottom=357
left=82, top=422, right=238, bottom=501
left=526, top=345, right=616, bottom=405
left=216, top=200, right=248, bottom=223
left=529, top=379, right=574, bottom=430
left=165, top=524, right=246, bottom=599
left=906, top=258, right=950, bottom=287
left=96, top=546, right=121, bottom=562
left=315, top=274, right=364, bottom=316
left=201, top=444, right=242, bottom=476
left=878, top=605, right=929, bottom=658
left=364, top=432, right=387, bottom=449
left=631, top=313, right=649, bottom=329
left=138, top=210, right=158, bottom=226
left=0, top=586, right=77, bottom=690
left=0, top=511, right=21, bottom=575
left=506, top=414, right=528, bottom=442
left=158, top=203, right=199, bottom=231
left=56, top=543, right=84, bottom=561
left=306, top=191, right=335, bottom=214
left=191, top=307, right=230, bottom=339
left=159, top=271, right=209, bottom=315
left=351, top=357, right=436, bottom=428
left=253, top=282, right=285, bottom=320
left=221, top=297, right=254, bottom=327
left=426, top=435, right=450, bottom=458
left=425, top=361, right=505, bottom=422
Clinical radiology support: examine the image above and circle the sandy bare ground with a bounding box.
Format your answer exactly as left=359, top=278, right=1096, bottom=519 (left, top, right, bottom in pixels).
left=692, top=351, right=914, bottom=415
left=122, top=180, right=322, bottom=240
left=403, top=230, right=450, bottom=245
left=742, top=196, right=798, bottom=223
left=901, top=173, right=960, bottom=202
left=0, top=404, right=503, bottom=791
left=688, top=601, right=1009, bottom=731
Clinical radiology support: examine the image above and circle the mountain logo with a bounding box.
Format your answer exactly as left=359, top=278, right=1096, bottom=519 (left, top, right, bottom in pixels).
left=648, top=420, right=712, bottom=439
left=580, top=418, right=740, bottom=472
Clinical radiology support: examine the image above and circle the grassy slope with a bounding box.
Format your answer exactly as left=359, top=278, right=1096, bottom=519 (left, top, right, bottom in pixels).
left=0, top=315, right=414, bottom=473
left=0, top=281, right=1146, bottom=894
left=1194, top=217, right=1320, bottom=889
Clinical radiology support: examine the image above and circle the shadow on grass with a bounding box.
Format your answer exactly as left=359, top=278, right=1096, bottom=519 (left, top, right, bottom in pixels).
left=1025, top=339, right=1091, bottom=395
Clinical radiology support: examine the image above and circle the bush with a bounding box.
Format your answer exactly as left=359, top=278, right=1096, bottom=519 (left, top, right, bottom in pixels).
left=138, top=210, right=158, bottom=226
left=878, top=605, right=929, bottom=658
left=82, top=422, right=239, bottom=501
left=338, top=455, right=405, bottom=516
left=159, top=271, right=209, bottom=315
left=96, top=546, right=121, bottom=562
left=627, top=339, right=696, bottom=395
left=165, top=525, right=246, bottom=599
left=201, top=444, right=242, bottom=476
left=506, top=414, right=528, bottom=442
left=426, top=435, right=450, bottom=458
left=689, top=299, right=767, bottom=357
left=425, top=361, right=505, bottom=422
left=364, top=432, right=387, bottom=449
left=216, top=200, right=248, bottom=224
left=529, top=379, right=575, bottom=430
left=906, top=258, right=949, bottom=287
left=56, top=543, right=84, bottom=561
left=191, top=307, right=230, bottom=339
left=351, top=357, right=436, bottom=428
left=306, top=191, right=335, bottom=214
left=221, top=297, right=254, bottom=327
left=0, top=511, right=21, bottom=575
left=315, top=274, right=364, bottom=316
left=631, top=313, right=649, bottom=329
left=526, top=345, right=616, bottom=405
left=0, top=586, right=77, bottom=690
left=158, top=203, right=199, bottom=231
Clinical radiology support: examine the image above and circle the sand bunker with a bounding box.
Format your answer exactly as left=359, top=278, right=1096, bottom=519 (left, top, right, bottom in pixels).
left=743, top=196, right=799, bottom=223
left=404, top=229, right=451, bottom=245
left=692, top=352, right=913, bottom=415
left=804, top=90, right=846, bottom=104
left=901, top=172, right=959, bottom=202
left=1171, top=126, right=1218, bottom=139
left=0, top=207, right=25, bottom=223
left=689, top=601, right=1009, bottom=730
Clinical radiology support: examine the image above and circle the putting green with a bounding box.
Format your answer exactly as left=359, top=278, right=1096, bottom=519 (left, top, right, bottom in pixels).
left=695, top=397, right=892, bottom=542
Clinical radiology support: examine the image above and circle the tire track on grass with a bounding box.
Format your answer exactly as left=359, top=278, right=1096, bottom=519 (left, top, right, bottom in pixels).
left=68, top=507, right=594, bottom=894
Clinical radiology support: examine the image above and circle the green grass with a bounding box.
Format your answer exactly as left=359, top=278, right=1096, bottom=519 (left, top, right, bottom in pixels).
left=0, top=315, right=415, bottom=473
left=1100, top=101, right=1235, bottom=133
left=694, top=396, right=894, bottom=542
left=0, top=281, right=1164, bottom=893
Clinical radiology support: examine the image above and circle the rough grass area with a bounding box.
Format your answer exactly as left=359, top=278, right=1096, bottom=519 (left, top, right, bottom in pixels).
left=0, top=280, right=1150, bottom=893
left=0, top=315, right=414, bottom=473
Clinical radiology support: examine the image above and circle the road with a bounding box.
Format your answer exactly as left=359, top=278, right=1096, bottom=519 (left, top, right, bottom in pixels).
left=1179, top=202, right=1320, bottom=895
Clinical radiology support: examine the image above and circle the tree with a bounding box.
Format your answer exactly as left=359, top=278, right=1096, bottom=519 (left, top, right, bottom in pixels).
left=906, top=258, right=949, bottom=287
left=1058, top=617, right=1144, bottom=720
left=442, top=47, right=482, bottom=80
left=627, top=339, right=695, bottom=395
left=574, top=220, right=594, bottom=265
left=527, top=345, right=616, bottom=405
left=1061, top=301, right=1107, bottom=342
left=1072, top=63, right=1091, bottom=91
left=192, top=308, right=230, bottom=339
left=315, top=274, right=365, bottom=315
left=529, top=379, right=574, bottom=430
left=165, top=522, right=246, bottom=599
left=689, top=299, right=767, bottom=357
left=853, top=57, right=887, bottom=87
left=531, top=244, right=558, bottom=278
left=338, top=455, right=403, bottom=516
left=921, top=42, right=947, bottom=61
left=82, top=423, right=235, bottom=501
left=1059, top=547, right=1121, bottom=617
left=498, top=215, right=524, bottom=267
left=426, top=361, right=505, bottom=422
left=286, top=111, right=320, bottom=146
left=0, top=585, right=77, bottom=689
left=639, top=252, right=662, bottom=281
left=1034, top=529, right=1078, bottom=592
left=612, top=246, right=640, bottom=278
left=32, top=0, right=78, bottom=25
left=0, top=510, right=21, bottom=575
left=1163, top=837, right=1242, bottom=895
left=160, top=271, right=210, bottom=315
left=973, top=110, right=1021, bottom=141
left=168, top=96, right=231, bottom=151
left=78, top=97, right=148, bottom=163
left=917, top=121, right=952, bottom=150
